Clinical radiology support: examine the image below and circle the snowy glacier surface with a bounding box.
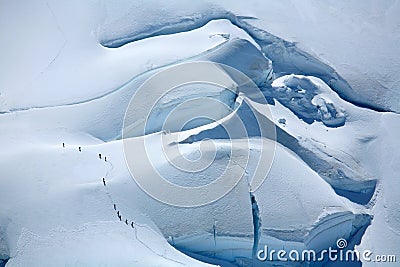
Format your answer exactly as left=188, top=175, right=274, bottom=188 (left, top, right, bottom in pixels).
left=0, top=1, right=399, bottom=267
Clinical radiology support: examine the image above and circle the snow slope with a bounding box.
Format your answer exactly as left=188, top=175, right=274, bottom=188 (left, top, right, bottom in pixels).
left=1, top=0, right=399, bottom=266
left=0, top=132, right=216, bottom=267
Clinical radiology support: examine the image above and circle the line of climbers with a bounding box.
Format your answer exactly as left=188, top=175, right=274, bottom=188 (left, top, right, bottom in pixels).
left=62, top=142, right=134, bottom=229
left=114, top=204, right=135, bottom=229
left=62, top=143, right=107, bottom=162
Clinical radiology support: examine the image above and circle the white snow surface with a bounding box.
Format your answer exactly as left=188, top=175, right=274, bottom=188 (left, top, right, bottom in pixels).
left=1, top=0, right=399, bottom=267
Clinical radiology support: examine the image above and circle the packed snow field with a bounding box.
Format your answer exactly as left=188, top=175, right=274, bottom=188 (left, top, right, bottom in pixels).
left=1, top=0, right=399, bottom=266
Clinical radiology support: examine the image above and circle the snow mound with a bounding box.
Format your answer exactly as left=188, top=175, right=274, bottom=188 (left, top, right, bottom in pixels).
left=204, top=39, right=273, bottom=87
left=127, top=137, right=372, bottom=265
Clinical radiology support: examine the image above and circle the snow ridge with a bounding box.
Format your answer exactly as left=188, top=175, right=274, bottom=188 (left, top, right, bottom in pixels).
left=99, top=12, right=394, bottom=113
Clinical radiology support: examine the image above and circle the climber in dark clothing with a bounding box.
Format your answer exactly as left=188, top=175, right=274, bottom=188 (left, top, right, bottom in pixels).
left=104, top=156, right=107, bottom=162
left=118, top=214, right=121, bottom=221
left=131, top=222, right=134, bottom=229
left=113, top=204, right=116, bottom=210
left=102, top=177, right=106, bottom=186
left=62, top=143, right=65, bottom=148
left=78, top=147, right=81, bottom=152
left=125, top=219, right=128, bottom=225
left=99, top=153, right=102, bottom=159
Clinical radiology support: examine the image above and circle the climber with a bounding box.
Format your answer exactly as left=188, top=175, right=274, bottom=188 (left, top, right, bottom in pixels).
left=78, top=147, right=81, bottom=152
left=131, top=222, right=134, bottom=228
left=104, top=156, right=107, bottom=162
left=113, top=204, right=116, bottom=210
left=125, top=219, right=128, bottom=225
left=62, top=143, right=65, bottom=148
left=99, top=153, right=102, bottom=159
left=102, top=177, right=106, bottom=186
